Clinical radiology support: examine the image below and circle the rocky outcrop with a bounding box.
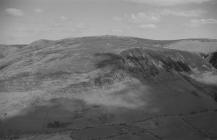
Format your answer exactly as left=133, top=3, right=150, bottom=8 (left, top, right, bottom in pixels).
left=208, top=51, right=217, bottom=69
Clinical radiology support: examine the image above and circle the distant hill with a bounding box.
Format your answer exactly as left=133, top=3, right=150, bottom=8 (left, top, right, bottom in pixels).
left=0, top=36, right=217, bottom=140
left=164, top=39, right=217, bottom=53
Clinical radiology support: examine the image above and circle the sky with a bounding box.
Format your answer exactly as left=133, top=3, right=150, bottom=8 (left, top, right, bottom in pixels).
left=0, top=0, right=217, bottom=44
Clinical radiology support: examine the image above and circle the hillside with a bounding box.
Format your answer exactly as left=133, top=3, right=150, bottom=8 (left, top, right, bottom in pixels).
left=0, top=36, right=217, bottom=140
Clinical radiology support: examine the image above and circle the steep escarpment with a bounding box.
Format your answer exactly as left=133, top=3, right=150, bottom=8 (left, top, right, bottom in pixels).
left=93, top=47, right=211, bottom=82
left=92, top=47, right=217, bottom=102
left=208, top=51, right=217, bottom=69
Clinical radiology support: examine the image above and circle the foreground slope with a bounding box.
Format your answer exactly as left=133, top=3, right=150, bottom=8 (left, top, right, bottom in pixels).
left=0, top=36, right=217, bottom=140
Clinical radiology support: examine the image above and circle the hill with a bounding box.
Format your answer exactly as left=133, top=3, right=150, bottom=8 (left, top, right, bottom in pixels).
left=164, top=39, right=217, bottom=53
left=0, top=36, right=217, bottom=140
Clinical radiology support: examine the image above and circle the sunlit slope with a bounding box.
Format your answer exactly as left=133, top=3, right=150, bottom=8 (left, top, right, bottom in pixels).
left=0, top=36, right=217, bottom=140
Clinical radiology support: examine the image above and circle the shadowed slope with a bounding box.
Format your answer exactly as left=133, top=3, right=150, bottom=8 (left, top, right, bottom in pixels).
left=208, top=51, right=217, bottom=69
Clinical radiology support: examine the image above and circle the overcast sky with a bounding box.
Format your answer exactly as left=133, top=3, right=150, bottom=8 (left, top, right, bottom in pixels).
left=0, top=0, right=217, bottom=44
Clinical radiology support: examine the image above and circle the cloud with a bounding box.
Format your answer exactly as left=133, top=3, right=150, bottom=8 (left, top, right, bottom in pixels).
left=190, top=72, right=217, bottom=85
left=113, top=9, right=204, bottom=29
left=34, top=8, right=43, bottom=13
left=0, top=76, right=149, bottom=119
left=113, top=12, right=159, bottom=30
left=115, top=9, right=204, bottom=24
left=125, top=0, right=212, bottom=6
left=111, top=29, right=123, bottom=34
left=130, top=12, right=160, bottom=23
left=160, top=9, right=205, bottom=17
left=60, top=16, right=69, bottom=21
left=190, top=18, right=217, bottom=26
left=76, top=23, right=86, bottom=29
left=139, top=24, right=157, bottom=29
left=113, top=16, right=123, bottom=22
left=73, top=79, right=149, bottom=109
left=5, top=8, right=24, bottom=16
